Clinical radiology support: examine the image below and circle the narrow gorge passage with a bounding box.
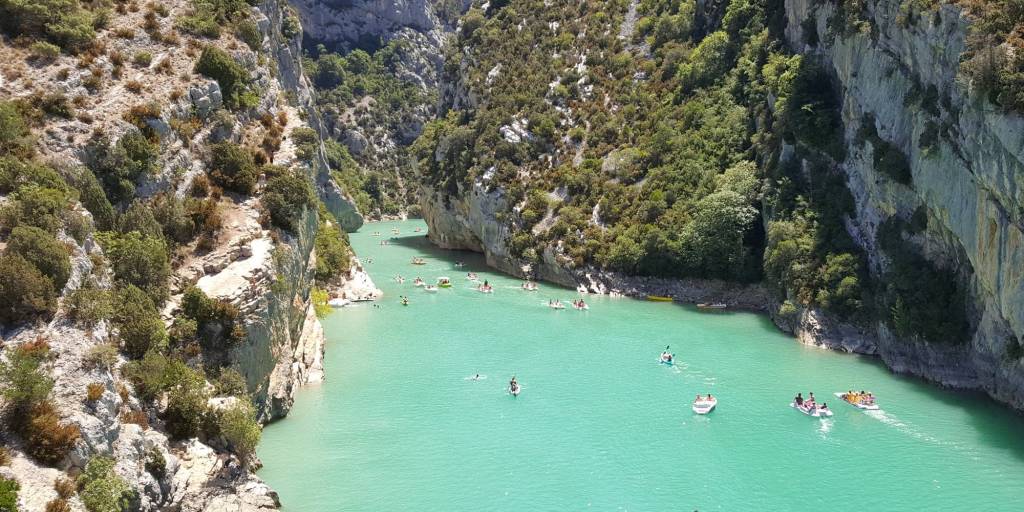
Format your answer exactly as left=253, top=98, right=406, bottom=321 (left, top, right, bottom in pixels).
left=258, top=220, right=1024, bottom=511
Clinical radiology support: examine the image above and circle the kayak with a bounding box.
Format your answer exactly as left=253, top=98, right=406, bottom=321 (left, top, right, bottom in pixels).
left=647, top=295, right=673, bottom=302
left=692, top=398, right=717, bottom=415
left=791, top=402, right=833, bottom=418
left=834, top=392, right=880, bottom=410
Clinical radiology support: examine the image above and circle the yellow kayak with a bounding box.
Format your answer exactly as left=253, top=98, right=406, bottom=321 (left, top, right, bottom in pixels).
left=647, top=295, right=673, bottom=302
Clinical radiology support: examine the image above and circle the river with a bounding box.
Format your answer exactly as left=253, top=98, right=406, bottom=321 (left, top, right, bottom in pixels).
left=258, top=220, right=1024, bottom=511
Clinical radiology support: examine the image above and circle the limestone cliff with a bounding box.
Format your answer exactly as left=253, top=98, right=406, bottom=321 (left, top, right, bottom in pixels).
left=773, top=0, right=1024, bottom=408
left=0, top=0, right=367, bottom=509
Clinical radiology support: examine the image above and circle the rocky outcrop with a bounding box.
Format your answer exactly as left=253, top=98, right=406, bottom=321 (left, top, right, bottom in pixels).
left=772, top=0, right=1024, bottom=409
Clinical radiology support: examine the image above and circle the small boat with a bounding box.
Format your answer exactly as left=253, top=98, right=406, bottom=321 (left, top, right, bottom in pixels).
left=697, top=303, right=728, bottom=309
left=659, top=352, right=674, bottom=365
left=411, top=257, right=427, bottom=265
left=577, top=285, right=588, bottom=294
left=437, top=277, right=452, bottom=288
left=466, top=272, right=479, bottom=281
left=509, top=384, right=521, bottom=397
left=413, top=278, right=425, bottom=287
left=834, top=392, right=880, bottom=410
left=572, top=301, right=589, bottom=310
left=548, top=301, right=565, bottom=310
left=400, top=299, right=409, bottom=306
left=791, top=402, right=833, bottom=418
left=478, top=284, right=494, bottom=294
left=424, top=285, right=438, bottom=293
left=647, top=295, right=673, bottom=302
left=328, top=298, right=349, bottom=308
left=521, top=281, right=538, bottom=291
left=454, top=261, right=466, bottom=268
left=692, top=397, right=717, bottom=415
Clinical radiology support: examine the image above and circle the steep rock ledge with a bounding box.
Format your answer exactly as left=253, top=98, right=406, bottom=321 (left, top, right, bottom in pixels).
left=776, top=0, right=1024, bottom=409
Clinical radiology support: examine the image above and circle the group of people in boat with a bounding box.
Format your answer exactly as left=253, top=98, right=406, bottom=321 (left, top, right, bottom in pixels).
left=413, top=277, right=424, bottom=286
left=467, top=272, right=479, bottom=281
left=694, top=393, right=715, bottom=403
left=840, top=390, right=875, bottom=406
left=411, top=257, right=426, bottom=265
left=793, top=392, right=830, bottom=413
left=548, top=299, right=565, bottom=309
left=521, top=281, right=538, bottom=291
left=478, top=280, right=493, bottom=293
left=571, top=298, right=588, bottom=309
left=509, top=376, right=520, bottom=396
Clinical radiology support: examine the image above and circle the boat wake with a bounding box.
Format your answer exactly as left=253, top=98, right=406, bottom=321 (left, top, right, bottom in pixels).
left=864, top=410, right=957, bottom=449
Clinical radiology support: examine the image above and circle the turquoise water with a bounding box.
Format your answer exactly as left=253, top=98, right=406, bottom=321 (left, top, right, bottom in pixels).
left=259, top=220, right=1024, bottom=511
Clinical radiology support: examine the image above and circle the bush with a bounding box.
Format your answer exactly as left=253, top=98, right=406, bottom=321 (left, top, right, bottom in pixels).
left=54, top=476, right=75, bottom=499
left=0, top=101, right=32, bottom=157
left=118, top=201, right=163, bottom=238
left=74, top=167, right=116, bottom=231
left=133, top=51, right=153, bottom=67
left=0, top=0, right=96, bottom=52
left=164, top=364, right=209, bottom=439
left=0, top=253, right=58, bottom=325
left=78, top=456, right=131, bottom=512
left=180, top=286, right=242, bottom=350
left=86, top=382, right=104, bottom=401
left=235, top=19, right=261, bottom=51
left=194, top=46, right=251, bottom=109
left=0, top=341, right=54, bottom=410
left=96, top=231, right=171, bottom=305
left=8, top=225, right=71, bottom=289
left=86, top=132, right=159, bottom=205
left=24, top=400, right=81, bottom=465
left=0, top=476, right=17, bottom=512
left=84, top=344, right=119, bottom=371
left=29, top=41, right=61, bottom=61
left=314, top=216, right=351, bottom=282
left=144, top=447, right=166, bottom=479
left=45, top=498, right=71, bottom=512
left=113, top=285, right=168, bottom=359
left=215, top=398, right=261, bottom=462
left=262, top=169, right=313, bottom=231
left=68, top=284, right=114, bottom=327
left=208, top=142, right=258, bottom=194
left=214, top=368, right=247, bottom=396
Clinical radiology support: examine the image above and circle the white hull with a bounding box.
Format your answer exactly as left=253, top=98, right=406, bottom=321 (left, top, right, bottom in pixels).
left=791, top=402, right=833, bottom=417
left=328, top=298, right=349, bottom=308
left=692, top=399, right=717, bottom=414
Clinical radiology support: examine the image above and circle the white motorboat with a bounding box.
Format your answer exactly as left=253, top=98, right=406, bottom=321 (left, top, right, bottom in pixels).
left=692, top=397, right=717, bottom=415
left=327, top=298, right=349, bottom=308
left=834, top=392, right=880, bottom=410
left=791, top=402, right=833, bottom=418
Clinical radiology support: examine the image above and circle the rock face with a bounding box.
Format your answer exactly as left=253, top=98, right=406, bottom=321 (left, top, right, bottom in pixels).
left=774, top=0, right=1024, bottom=409
left=419, top=0, right=1024, bottom=411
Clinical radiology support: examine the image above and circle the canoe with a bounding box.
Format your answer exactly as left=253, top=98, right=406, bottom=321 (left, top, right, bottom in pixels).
left=647, top=295, right=673, bottom=302
left=791, top=402, right=833, bottom=418
left=834, top=392, right=880, bottom=410
left=692, top=398, right=717, bottom=415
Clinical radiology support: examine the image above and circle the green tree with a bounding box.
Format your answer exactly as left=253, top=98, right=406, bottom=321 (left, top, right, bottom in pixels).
left=97, top=231, right=171, bottom=305
left=262, top=170, right=313, bottom=231
left=7, top=225, right=71, bottom=289
left=215, top=398, right=261, bottom=462
left=114, top=285, right=168, bottom=359
left=0, top=253, right=58, bottom=324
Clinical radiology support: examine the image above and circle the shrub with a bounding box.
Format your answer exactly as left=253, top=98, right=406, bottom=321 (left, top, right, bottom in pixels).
left=181, top=286, right=242, bottom=350
left=9, top=184, right=72, bottom=233
left=54, top=476, right=75, bottom=499
left=0, top=447, right=9, bottom=466
left=0, top=253, right=58, bottom=325
left=96, top=231, right=171, bottom=305
left=133, top=51, right=153, bottom=67
left=24, top=400, right=81, bottom=465
left=281, top=13, right=301, bottom=38
left=314, top=216, right=351, bottom=282
left=215, top=398, right=261, bottom=462
left=0, top=157, right=66, bottom=194
left=0, top=476, right=17, bottom=512
left=74, top=167, right=116, bottom=231
left=144, top=447, right=166, bottom=479
left=262, top=168, right=313, bottom=231
left=118, top=201, right=163, bottom=238
left=86, top=382, right=104, bottom=401
left=164, top=363, right=209, bottom=439
left=0, top=0, right=96, bottom=52
left=78, top=456, right=131, bottom=512
left=0, top=341, right=54, bottom=410
left=68, top=284, right=114, bottom=327
left=208, top=142, right=258, bottom=194
left=312, top=286, right=331, bottom=318
left=86, top=132, right=159, bottom=204
left=113, top=285, right=168, bottom=359
left=0, top=101, right=32, bottom=157
left=7, top=225, right=71, bottom=289
left=214, top=368, right=247, bottom=396
left=84, top=344, right=119, bottom=371
left=194, top=46, right=250, bottom=109
left=30, top=41, right=62, bottom=62
left=235, top=19, right=261, bottom=51
left=45, top=498, right=71, bottom=512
